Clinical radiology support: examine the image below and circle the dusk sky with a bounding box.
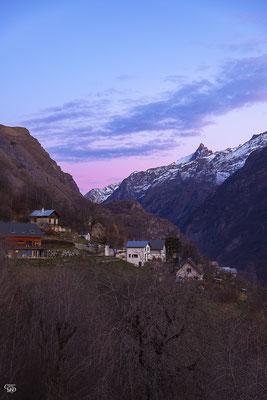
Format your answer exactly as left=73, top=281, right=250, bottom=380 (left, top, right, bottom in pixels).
left=1, top=0, right=267, bottom=193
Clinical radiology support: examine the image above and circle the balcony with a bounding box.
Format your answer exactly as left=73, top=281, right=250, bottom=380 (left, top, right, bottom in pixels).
left=11, top=243, right=50, bottom=250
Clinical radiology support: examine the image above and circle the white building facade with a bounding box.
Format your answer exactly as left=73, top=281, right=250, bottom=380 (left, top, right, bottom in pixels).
left=125, top=241, right=151, bottom=266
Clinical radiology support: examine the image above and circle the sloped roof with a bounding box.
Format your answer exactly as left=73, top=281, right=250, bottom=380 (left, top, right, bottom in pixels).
left=177, top=257, right=203, bottom=275
left=149, top=239, right=165, bottom=250
left=0, top=222, right=43, bottom=237
left=125, top=241, right=150, bottom=248
left=79, top=231, right=90, bottom=236
left=29, top=209, right=58, bottom=217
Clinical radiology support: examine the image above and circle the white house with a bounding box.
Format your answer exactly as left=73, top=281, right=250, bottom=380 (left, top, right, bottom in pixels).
left=149, top=239, right=166, bottom=261
left=176, top=258, right=204, bottom=281
left=125, top=241, right=151, bottom=266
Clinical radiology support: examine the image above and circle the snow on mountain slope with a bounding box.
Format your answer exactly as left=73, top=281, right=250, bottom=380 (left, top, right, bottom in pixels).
left=85, top=131, right=267, bottom=207
left=85, top=182, right=121, bottom=203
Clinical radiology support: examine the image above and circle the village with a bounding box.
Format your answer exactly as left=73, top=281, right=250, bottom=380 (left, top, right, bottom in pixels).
left=0, top=208, right=238, bottom=283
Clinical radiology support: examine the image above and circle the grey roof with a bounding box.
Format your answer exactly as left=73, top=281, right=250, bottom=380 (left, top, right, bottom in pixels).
left=125, top=240, right=150, bottom=248
left=29, top=209, right=57, bottom=217
left=79, top=231, right=90, bottom=236
left=149, top=239, right=165, bottom=250
left=0, top=222, right=43, bottom=237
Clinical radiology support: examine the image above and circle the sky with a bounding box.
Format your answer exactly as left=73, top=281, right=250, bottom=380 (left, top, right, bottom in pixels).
left=1, top=0, right=267, bottom=193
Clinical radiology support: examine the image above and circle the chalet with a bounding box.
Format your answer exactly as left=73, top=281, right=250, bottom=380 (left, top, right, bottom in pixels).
left=125, top=241, right=151, bottom=266
left=0, top=222, right=44, bottom=258
left=29, top=209, right=60, bottom=231
left=176, top=258, right=204, bottom=281
left=149, top=239, right=166, bottom=261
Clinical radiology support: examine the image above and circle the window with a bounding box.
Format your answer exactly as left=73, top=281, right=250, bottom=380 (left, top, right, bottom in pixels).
left=132, top=254, right=138, bottom=258
left=187, top=267, right=192, bottom=273
left=128, top=254, right=131, bottom=258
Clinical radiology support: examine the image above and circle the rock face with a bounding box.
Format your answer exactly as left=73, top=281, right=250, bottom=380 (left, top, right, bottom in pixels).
left=0, top=124, right=80, bottom=199
left=184, top=146, right=267, bottom=280
left=87, top=132, right=267, bottom=230
left=0, top=124, right=87, bottom=225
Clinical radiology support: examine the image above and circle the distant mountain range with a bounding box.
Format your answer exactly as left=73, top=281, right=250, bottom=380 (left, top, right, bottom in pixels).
left=85, top=132, right=267, bottom=229
left=86, top=132, right=267, bottom=278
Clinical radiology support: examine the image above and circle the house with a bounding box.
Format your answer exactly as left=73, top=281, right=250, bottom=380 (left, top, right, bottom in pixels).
left=176, top=258, right=204, bottom=281
left=29, top=209, right=60, bottom=231
left=149, top=239, right=166, bottom=261
left=0, top=222, right=44, bottom=258
left=125, top=241, right=151, bottom=266
left=79, top=231, right=91, bottom=241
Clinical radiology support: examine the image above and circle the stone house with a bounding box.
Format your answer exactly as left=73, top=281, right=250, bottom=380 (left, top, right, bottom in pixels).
left=149, top=239, right=166, bottom=261
left=29, top=209, right=61, bottom=231
left=176, top=258, right=204, bottom=281
left=125, top=241, right=151, bottom=266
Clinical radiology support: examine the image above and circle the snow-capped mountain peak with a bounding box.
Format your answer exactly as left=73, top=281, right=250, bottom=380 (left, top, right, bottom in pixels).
left=85, top=131, right=267, bottom=212
left=190, top=143, right=213, bottom=161
left=175, top=143, right=213, bottom=165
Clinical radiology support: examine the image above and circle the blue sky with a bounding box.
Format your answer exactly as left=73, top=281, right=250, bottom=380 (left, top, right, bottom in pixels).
left=1, top=0, right=267, bottom=192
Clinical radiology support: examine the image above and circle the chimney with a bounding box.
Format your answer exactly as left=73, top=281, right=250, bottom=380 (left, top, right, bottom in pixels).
left=42, top=207, right=45, bottom=213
